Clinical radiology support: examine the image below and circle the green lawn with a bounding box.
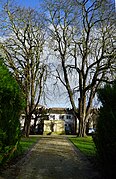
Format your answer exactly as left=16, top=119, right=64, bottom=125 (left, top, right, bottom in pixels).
left=69, top=136, right=96, bottom=157
left=20, top=136, right=39, bottom=153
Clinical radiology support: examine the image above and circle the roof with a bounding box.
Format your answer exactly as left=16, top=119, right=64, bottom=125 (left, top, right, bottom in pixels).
left=48, top=108, right=74, bottom=114
left=36, top=104, right=46, bottom=109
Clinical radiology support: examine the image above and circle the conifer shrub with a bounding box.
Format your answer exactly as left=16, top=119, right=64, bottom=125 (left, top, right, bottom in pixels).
left=0, top=59, right=25, bottom=165
left=93, top=81, right=116, bottom=178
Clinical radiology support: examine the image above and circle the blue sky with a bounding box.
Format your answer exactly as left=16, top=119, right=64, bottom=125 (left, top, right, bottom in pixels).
left=17, top=0, right=43, bottom=9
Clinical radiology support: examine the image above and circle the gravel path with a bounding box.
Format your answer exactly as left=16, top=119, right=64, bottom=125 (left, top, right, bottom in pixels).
left=1, top=136, right=99, bottom=179
left=17, top=136, right=99, bottom=179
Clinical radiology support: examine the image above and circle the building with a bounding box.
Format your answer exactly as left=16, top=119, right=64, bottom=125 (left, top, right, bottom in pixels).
left=20, top=104, right=47, bottom=134
left=44, top=108, right=77, bottom=135
left=20, top=106, right=78, bottom=135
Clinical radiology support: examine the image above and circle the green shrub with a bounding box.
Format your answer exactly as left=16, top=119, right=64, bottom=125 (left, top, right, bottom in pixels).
left=93, top=81, right=116, bottom=178
left=0, top=59, right=25, bottom=165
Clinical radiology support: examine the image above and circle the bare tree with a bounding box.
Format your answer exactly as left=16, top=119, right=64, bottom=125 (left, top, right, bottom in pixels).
left=43, top=0, right=115, bottom=136
left=0, top=3, right=48, bottom=137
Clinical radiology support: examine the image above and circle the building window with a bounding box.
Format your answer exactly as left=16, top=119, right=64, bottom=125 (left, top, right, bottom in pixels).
left=67, top=115, right=71, bottom=119
left=50, top=115, right=55, bottom=120
left=59, top=115, right=64, bottom=120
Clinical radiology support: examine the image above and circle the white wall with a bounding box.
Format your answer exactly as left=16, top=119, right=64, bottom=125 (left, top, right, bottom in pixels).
left=49, top=113, right=74, bottom=121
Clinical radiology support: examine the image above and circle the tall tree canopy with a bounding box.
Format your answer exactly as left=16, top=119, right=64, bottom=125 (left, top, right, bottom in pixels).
left=0, top=0, right=115, bottom=137
left=0, top=3, right=48, bottom=136
left=43, top=0, right=115, bottom=136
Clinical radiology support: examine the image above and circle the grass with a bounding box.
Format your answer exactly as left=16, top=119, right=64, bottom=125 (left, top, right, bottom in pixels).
left=20, top=136, right=39, bottom=153
left=69, top=136, right=96, bottom=157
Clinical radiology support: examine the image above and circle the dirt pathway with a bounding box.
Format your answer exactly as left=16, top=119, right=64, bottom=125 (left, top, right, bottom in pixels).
left=1, top=136, right=99, bottom=179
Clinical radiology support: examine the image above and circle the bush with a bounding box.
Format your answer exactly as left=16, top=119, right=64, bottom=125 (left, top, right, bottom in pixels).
left=93, top=81, right=116, bottom=178
left=0, top=59, right=25, bottom=165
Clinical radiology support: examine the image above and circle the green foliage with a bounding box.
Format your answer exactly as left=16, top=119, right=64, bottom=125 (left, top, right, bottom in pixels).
left=69, top=137, right=96, bottom=156
left=0, top=58, right=25, bottom=165
left=93, top=81, right=116, bottom=178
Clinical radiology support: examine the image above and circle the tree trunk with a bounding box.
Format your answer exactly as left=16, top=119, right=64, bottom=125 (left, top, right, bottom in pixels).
left=33, top=114, right=38, bottom=134
left=22, top=114, right=31, bottom=137
left=78, top=116, right=83, bottom=137
left=74, top=117, right=77, bottom=134
left=23, top=119, right=27, bottom=137
left=78, top=116, right=87, bottom=137
left=26, top=123, right=30, bottom=137
left=78, top=97, right=87, bottom=137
